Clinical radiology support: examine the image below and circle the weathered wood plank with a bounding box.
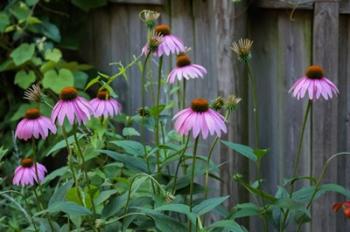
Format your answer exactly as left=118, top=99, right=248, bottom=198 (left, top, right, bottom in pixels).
left=255, top=0, right=350, bottom=14
left=311, top=2, right=339, bottom=232
left=336, top=15, right=350, bottom=232
left=109, top=0, right=163, bottom=5
left=251, top=9, right=312, bottom=231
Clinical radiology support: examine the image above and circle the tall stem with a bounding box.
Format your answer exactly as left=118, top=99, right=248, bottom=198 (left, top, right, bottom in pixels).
left=182, top=79, right=187, bottom=109
left=31, top=139, right=55, bottom=231
left=172, top=135, right=190, bottom=194
left=155, top=56, right=163, bottom=177
left=282, top=100, right=312, bottom=230
left=73, top=127, right=97, bottom=216
left=292, top=100, right=312, bottom=177
left=246, top=62, right=260, bottom=148
left=189, top=136, right=200, bottom=232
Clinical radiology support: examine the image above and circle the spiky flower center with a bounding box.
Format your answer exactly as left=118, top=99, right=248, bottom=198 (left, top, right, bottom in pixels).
left=191, top=98, right=209, bottom=113
left=155, top=24, right=170, bottom=36
left=97, top=90, right=110, bottom=100
left=176, top=53, right=191, bottom=67
left=60, top=87, right=78, bottom=100
left=21, top=158, right=33, bottom=167
left=306, top=65, right=324, bottom=79
left=25, top=108, right=40, bottom=119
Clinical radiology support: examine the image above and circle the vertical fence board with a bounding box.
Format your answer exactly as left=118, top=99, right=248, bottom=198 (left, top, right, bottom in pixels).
left=311, top=2, right=339, bottom=232
left=336, top=15, right=350, bottom=232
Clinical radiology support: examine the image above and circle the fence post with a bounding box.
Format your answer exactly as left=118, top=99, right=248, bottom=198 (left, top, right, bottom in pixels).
left=311, top=1, right=339, bottom=231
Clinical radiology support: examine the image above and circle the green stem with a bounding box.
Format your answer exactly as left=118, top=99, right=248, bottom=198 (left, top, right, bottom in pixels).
left=155, top=56, right=164, bottom=178
left=295, top=152, right=350, bottom=231
left=281, top=100, right=312, bottom=230
left=182, top=79, right=187, bottom=109
left=189, top=136, right=200, bottom=232
left=246, top=62, right=260, bottom=148
left=61, top=126, right=83, bottom=205
left=73, top=127, right=97, bottom=216
left=172, top=135, right=190, bottom=194
left=31, top=139, right=55, bottom=231
left=22, top=191, right=39, bottom=232
left=292, top=100, right=312, bottom=177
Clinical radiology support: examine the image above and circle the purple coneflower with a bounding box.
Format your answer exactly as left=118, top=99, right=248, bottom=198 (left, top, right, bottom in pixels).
left=15, top=108, right=56, bottom=141
left=289, top=65, right=339, bottom=100
left=167, top=53, right=207, bottom=84
left=51, top=87, right=93, bottom=125
left=149, top=24, right=185, bottom=57
left=13, top=158, right=47, bottom=186
left=173, top=98, right=227, bottom=139
left=90, top=89, right=122, bottom=118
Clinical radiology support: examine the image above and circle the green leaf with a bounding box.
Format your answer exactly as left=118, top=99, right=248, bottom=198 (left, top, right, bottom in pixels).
left=254, top=148, right=268, bottom=159
left=49, top=181, right=73, bottom=206
left=26, top=0, right=39, bottom=6
left=44, top=48, right=62, bottom=62
left=232, top=203, right=260, bottom=219
left=0, top=13, right=10, bottom=32
left=95, top=190, right=118, bottom=205
left=207, top=220, right=245, bottom=232
left=221, top=141, right=257, bottom=162
left=71, top=0, right=107, bottom=12
left=14, top=70, right=36, bottom=89
left=73, top=71, right=88, bottom=89
left=293, top=184, right=350, bottom=202
left=42, top=69, right=74, bottom=93
left=47, top=134, right=84, bottom=156
left=100, top=150, right=148, bottom=172
left=122, top=127, right=140, bottom=137
left=109, top=140, right=145, bottom=156
left=41, top=20, right=61, bottom=42
left=43, top=166, right=69, bottom=184
left=10, top=2, right=30, bottom=20
left=192, top=196, right=229, bottom=216
left=155, top=204, right=196, bottom=224
left=10, top=43, right=35, bottom=65
left=48, top=201, right=92, bottom=217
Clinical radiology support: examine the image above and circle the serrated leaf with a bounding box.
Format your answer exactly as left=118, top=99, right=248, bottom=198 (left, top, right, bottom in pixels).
left=14, top=70, right=36, bottom=89
left=10, top=43, right=35, bottom=65
left=41, top=20, right=61, bottom=42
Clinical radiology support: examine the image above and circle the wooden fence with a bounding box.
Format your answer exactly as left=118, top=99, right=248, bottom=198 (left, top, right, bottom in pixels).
left=81, top=0, right=350, bottom=231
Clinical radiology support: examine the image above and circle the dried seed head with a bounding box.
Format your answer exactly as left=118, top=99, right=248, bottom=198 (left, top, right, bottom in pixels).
left=225, top=95, right=242, bottom=111
left=148, top=34, right=163, bottom=53
left=138, top=107, right=150, bottom=117
left=23, top=84, right=42, bottom=103
left=139, top=9, right=160, bottom=28
left=212, top=97, right=225, bottom=111
left=231, top=38, right=253, bottom=62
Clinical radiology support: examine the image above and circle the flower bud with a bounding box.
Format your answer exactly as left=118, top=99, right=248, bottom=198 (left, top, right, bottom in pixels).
left=139, top=10, right=160, bottom=29
left=211, top=97, right=225, bottom=111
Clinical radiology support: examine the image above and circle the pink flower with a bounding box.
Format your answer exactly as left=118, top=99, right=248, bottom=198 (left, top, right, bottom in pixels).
left=289, top=65, right=339, bottom=100
left=15, top=108, right=56, bottom=141
left=90, top=89, right=122, bottom=117
left=168, top=53, right=207, bottom=84
left=173, top=98, right=227, bottom=139
left=51, top=87, right=93, bottom=125
left=143, top=24, right=185, bottom=57
left=13, top=158, right=47, bottom=186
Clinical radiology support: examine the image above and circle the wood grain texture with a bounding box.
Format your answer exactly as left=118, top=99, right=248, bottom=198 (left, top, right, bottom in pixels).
left=336, top=15, right=350, bottom=232
left=311, top=2, right=339, bottom=232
